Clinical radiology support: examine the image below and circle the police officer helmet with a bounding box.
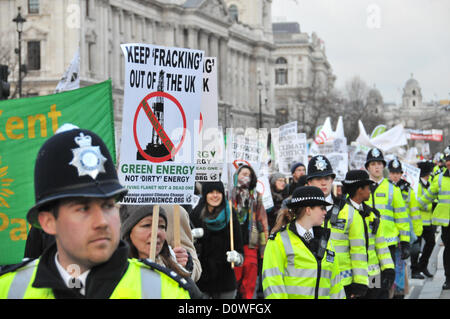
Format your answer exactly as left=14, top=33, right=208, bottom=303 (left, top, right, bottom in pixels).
left=27, top=126, right=128, bottom=228
left=306, top=155, right=336, bottom=181
left=387, top=158, right=403, bottom=173
left=444, top=145, right=450, bottom=161
left=365, top=148, right=386, bottom=169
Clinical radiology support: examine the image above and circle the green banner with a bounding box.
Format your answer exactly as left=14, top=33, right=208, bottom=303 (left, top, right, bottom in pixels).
left=0, top=80, right=116, bottom=265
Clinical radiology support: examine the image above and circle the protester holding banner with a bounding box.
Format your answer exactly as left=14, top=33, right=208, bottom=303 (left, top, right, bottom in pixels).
left=268, top=172, right=288, bottom=231
left=341, top=170, right=395, bottom=299
left=411, top=161, right=436, bottom=279
left=190, top=181, right=243, bottom=299
left=262, top=186, right=345, bottom=299
left=418, top=146, right=450, bottom=290
left=0, top=127, right=191, bottom=299
left=364, top=148, right=410, bottom=299
left=231, top=165, right=269, bottom=299
left=162, top=204, right=202, bottom=282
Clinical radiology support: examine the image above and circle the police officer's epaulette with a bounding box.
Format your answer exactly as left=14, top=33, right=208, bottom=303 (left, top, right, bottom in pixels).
left=138, top=258, right=192, bottom=292
left=269, top=225, right=286, bottom=240
left=0, top=258, right=37, bottom=277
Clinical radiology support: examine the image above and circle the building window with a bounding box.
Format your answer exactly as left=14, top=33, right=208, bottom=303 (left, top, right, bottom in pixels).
left=412, top=100, right=416, bottom=107
left=276, top=57, right=287, bottom=64
left=27, top=41, right=41, bottom=70
left=28, top=0, right=39, bottom=14
left=229, top=5, right=239, bottom=22
left=86, top=0, right=90, bottom=17
left=275, top=57, right=288, bottom=85
left=412, top=90, right=416, bottom=96
left=276, top=69, right=288, bottom=85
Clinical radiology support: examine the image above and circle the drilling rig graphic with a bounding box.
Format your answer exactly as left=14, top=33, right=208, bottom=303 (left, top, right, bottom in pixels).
left=137, top=70, right=174, bottom=161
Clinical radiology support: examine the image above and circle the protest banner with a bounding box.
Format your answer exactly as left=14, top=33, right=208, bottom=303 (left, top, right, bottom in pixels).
left=118, top=44, right=204, bottom=205
left=256, top=174, right=274, bottom=211
left=195, top=57, right=224, bottom=182
left=326, top=152, right=349, bottom=182
left=401, top=162, right=421, bottom=196
left=0, top=80, right=115, bottom=265
left=278, top=133, right=308, bottom=175
left=270, top=122, right=297, bottom=170
left=349, top=144, right=369, bottom=170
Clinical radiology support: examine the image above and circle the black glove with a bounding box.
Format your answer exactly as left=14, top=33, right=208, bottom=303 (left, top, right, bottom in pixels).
left=381, top=269, right=395, bottom=289
left=400, top=241, right=410, bottom=260
left=345, top=283, right=368, bottom=298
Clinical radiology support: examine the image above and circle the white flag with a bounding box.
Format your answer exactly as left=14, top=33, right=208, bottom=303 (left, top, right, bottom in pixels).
left=55, top=49, right=80, bottom=93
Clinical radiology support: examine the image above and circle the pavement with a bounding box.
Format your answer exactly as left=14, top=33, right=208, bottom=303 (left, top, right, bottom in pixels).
left=405, top=228, right=449, bottom=299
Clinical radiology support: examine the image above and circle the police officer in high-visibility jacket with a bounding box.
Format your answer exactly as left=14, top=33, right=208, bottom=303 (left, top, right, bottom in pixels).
left=418, top=146, right=450, bottom=290
left=262, top=186, right=345, bottom=299
left=0, top=125, right=191, bottom=299
left=364, top=149, right=410, bottom=274
left=411, top=161, right=436, bottom=279
left=341, top=170, right=395, bottom=299
left=387, top=159, right=423, bottom=243
left=328, top=171, right=370, bottom=299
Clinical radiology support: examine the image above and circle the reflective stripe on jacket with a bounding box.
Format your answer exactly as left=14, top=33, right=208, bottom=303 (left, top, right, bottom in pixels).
left=417, top=181, right=433, bottom=226
left=262, top=224, right=345, bottom=299
left=419, top=172, right=450, bottom=227
left=329, top=204, right=368, bottom=287
left=0, top=259, right=190, bottom=299
left=365, top=179, right=410, bottom=245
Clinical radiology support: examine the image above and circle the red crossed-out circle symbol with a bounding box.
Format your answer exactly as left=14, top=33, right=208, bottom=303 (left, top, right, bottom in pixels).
left=133, top=91, right=187, bottom=163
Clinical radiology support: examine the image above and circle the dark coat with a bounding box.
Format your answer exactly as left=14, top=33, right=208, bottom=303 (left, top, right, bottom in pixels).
left=191, top=202, right=244, bottom=294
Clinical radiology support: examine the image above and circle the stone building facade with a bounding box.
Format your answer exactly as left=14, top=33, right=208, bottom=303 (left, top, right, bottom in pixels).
left=271, top=22, right=336, bottom=127
left=0, top=0, right=277, bottom=145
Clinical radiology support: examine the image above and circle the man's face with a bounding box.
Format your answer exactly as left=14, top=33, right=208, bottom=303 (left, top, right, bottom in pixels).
left=292, top=166, right=306, bottom=181
left=367, top=161, right=385, bottom=179
left=308, top=176, right=334, bottom=197
left=38, top=197, right=121, bottom=273
left=389, top=172, right=403, bottom=183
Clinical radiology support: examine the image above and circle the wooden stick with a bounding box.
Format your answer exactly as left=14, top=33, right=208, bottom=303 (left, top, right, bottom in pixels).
left=229, top=200, right=235, bottom=269
left=149, top=205, right=160, bottom=261
left=173, top=204, right=181, bottom=248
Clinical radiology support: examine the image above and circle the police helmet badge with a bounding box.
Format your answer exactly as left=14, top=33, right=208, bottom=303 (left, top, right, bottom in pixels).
left=372, top=148, right=380, bottom=158
left=444, top=146, right=450, bottom=157
left=315, top=156, right=328, bottom=171
left=393, top=159, right=400, bottom=169
left=70, top=132, right=107, bottom=179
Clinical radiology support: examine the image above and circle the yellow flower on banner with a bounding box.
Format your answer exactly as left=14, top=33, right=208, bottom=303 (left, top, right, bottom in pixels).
left=0, top=159, right=14, bottom=208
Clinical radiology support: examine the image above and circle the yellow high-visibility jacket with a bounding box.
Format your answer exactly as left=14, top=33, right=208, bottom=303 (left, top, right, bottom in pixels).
left=329, top=203, right=368, bottom=287
left=365, top=179, right=410, bottom=246
left=262, top=223, right=345, bottom=299
left=418, top=171, right=450, bottom=227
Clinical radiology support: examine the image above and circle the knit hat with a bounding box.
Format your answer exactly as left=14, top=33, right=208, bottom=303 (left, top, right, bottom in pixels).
left=201, top=181, right=226, bottom=199
left=270, top=172, right=285, bottom=186
left=120, top=205, right=167, bottom=237
left=290, top=162, right=305, bottom=175
left=306, top=155, right=336, bottom=180
left=286, top=186, right=330, bottom=209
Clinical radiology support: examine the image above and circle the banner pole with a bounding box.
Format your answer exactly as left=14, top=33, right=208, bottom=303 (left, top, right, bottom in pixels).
left=173, top=204, right=181, bottom=248
left=228, top=200, right=235, bottom=269
left=149, top=205, right=160, bottom=261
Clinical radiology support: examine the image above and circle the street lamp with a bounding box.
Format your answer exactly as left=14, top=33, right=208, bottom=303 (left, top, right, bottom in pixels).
left=13, top=7, right=26, bottom=98
left=257, top=81, right=263, bottom=129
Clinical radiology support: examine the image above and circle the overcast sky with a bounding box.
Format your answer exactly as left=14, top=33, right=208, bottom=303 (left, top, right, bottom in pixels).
left=272, top=0, right=450, bottom=105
